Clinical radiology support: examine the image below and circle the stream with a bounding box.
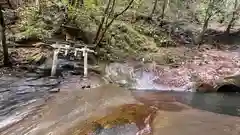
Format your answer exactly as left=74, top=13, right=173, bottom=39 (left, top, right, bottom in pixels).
left=0, top=62, right=239, bottom=135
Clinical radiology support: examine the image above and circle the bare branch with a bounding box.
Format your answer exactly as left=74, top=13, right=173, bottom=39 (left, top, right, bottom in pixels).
left=96, top=0, right=135, bottom=46
left=93, top=0, right=113, bottom=44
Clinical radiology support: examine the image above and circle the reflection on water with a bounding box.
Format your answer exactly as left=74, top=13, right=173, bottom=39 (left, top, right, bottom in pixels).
left=182, top=92, right=240, bottom=116
left=132, top=90, right=240, bottom=117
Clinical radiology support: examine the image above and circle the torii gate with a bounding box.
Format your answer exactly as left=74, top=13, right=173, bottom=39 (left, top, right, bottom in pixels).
left=50, top=42, right=95, bottom=78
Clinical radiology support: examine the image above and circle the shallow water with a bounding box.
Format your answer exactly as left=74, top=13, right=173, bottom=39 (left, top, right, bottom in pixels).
left=0, top=68, right=240, bottom=135
left=0, top=71, right=102, bottom=131
left=76, top=90, right=240, bottom=135
left=132, top=90, right=240, bottom=116
left=93, top=124, right=139, bottom=135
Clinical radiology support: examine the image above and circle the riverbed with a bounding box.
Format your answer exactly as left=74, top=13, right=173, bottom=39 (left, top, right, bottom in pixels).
left=0, top=69, right=239, bottom=135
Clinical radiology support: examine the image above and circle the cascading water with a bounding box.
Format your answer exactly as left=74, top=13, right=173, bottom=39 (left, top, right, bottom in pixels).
left=131, top=70, right=192, bottom=91
left=104, top=62, right=194, bottom=91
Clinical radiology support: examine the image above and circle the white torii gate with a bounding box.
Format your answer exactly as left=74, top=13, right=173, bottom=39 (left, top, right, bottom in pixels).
left=50, top=43, right=95, bottom=78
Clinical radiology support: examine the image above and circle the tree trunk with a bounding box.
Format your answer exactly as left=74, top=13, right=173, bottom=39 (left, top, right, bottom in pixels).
left=79, top=0, right=84, bottom=7
left=0, top=6, right=10, bottom=66
left=225, top=18, right=235, bottom=35
left=93, top=0, right=113, bottom=44
left=160, top=0, right=169, bottom=20
left=96, top=0, right=135, bottom=46
left=196, top=1, right=212, bottom=45
left=35, top=0, right=41, bottom=12
left=197, top=16, right=211, bottom=45
left=150, top=0, right=158, bottom=18
left=74, top=0, right=84, bottom=8
left=225, top=0, right=238, bottom=35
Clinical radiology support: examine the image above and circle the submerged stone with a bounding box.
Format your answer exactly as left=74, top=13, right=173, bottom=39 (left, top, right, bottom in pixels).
left=92, top=124, right=138, bottom=135
left=77, top=104, right=157, bottom=135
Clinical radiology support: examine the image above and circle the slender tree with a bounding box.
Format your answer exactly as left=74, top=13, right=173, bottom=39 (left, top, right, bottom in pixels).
left=160, top=0, right=169, bottom=20
left=225, top=0, right=239, bottom=34
left=0, top=5, right=10, bottom=66
left=150, top=0, right=158, bottom=18
left=96, top=0, right=135, bottom=46
left=196, top=0, right=224, bottom=45
left=93, top=0, right=113, bottom=44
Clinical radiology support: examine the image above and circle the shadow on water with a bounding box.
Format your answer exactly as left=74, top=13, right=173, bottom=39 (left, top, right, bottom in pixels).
left=181, top=92, right=240, bottom=116
left=131, top=70, right=240, bottom=116
left=132, top=90, right=240, bottom=117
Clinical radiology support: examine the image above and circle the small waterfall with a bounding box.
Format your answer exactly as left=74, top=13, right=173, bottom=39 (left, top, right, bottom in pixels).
left=105, top=62, right=193, bottom=91
left=132, top=70, right=192, bottom=91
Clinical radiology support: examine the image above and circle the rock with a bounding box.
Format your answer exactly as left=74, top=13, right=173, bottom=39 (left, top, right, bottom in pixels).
left=217, top=84, right=240, bottom=93
left=104, top=63, right=136, bottom=87
left=81, top=85, right=91, bottom=89
left=37, top=58, right=75, bottom=73
left=3, top=9, right=18, bottom=25
left=49, top=88, right=60, bottom=93
left=32, top=42, right=47, bottom=48
left=27, top=53, right=46, bottom=65
left=196, top=83, right=215, bottom=93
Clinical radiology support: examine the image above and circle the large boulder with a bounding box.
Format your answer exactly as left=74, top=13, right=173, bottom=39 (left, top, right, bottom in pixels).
left=104, top=62, right=136, bottom=87
left=195, top=75, right=240, bottom=93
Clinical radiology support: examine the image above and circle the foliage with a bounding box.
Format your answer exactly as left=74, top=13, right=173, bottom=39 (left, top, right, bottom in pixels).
left=16, top=7, right=48, bottom=40
left=67, top=7, right=98, bottom=32
left=196, top=0, right=225, bottom=22
left=99, top=22, right=158, bottom=61
left=10, top=0, right=240, bottom=62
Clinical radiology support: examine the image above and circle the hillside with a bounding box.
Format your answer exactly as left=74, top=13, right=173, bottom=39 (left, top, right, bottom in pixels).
left=0, top=0, right=240, bottom=92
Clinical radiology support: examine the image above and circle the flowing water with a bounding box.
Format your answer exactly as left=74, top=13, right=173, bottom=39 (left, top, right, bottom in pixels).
left=0, top=66, right=240, bottom=135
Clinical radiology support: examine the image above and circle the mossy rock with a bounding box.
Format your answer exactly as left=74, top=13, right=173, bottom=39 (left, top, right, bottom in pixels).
left=214, top=75, right=240, bottom=93
left=26, top=53, right=46, bottom=65
left=77, top=104, right=157, bottom=135
left=195, top=74, right=240, bottom=93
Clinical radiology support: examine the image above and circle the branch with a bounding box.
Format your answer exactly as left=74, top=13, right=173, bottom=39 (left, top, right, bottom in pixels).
left=96, top=0, right=135, bottom=45
left=93, top=0, right=113, bottom=44
left=105, top=0, right=116, bottom=26
left=6, top=0, right=13, bottom=9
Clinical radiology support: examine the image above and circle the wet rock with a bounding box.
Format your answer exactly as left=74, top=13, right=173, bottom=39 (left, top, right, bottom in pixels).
left=36, top=58, right=78, bottom=77
left=196, top=83, right=216, bottom=93
left=78, top=104, right=157, bottom=135
left=49, top=88, right=60, bottom=93
left=104, top=63, right=135, bottom=87
left=217, top=84, right=240, bottom=93
left=82, top=85, right=91, bottom=89
left=93, top=124, right=138, bottom=135
left=26, top=53, right=46, bottom=65
left=215, top=75, right=240, bottom=93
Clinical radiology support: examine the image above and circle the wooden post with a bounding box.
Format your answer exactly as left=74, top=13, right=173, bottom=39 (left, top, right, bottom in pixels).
left=64, top=45, right=69, bottom=56
left=35, top=0, right=40, bottom=12
left=78, top=45, right=95, bottom=78
left=51, top=44, right=60, bottom=77
left=83, top=46, right=88, bottom=78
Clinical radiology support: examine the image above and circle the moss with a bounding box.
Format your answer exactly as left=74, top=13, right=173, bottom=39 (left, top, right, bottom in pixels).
left=14, top=2, right=99, bottom=42
left=68, top=8, right=98, bottom=33
left=26, top=53, right=46, bottom=65
left=13, top=1, right=187, bottom=64
left=77, top=104, right=157, bottom=135
left=14, top=5, right=61, bottom=41
left=100, top=22, right=159, bottom=61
